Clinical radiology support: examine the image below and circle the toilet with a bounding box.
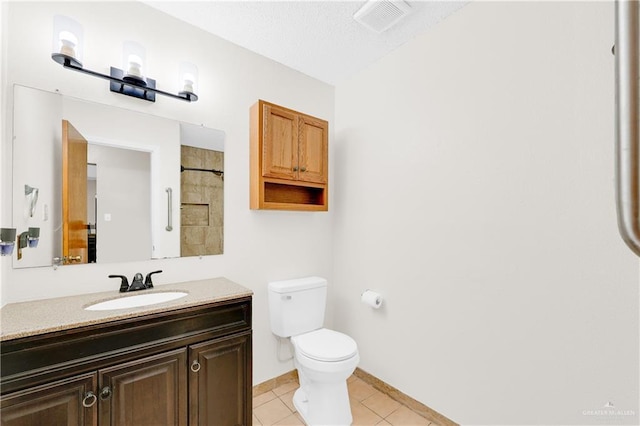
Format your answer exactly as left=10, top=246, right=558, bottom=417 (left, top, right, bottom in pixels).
left=268, top=276, right=359, bottom=426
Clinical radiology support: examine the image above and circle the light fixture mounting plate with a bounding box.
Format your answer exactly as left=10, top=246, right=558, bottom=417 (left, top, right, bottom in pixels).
left=109, top=67, right=156, bottom=102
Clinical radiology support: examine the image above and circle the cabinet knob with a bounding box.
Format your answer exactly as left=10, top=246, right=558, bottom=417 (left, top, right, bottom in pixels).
left=300, top=167, right=307, bottom=172
left=292, top=166, right=298, bottom=172
left=191, top=360, right=201, bottom=373
left=99, top=386, right=112, bottom=401
left=82, top=391, right=97, bottom=408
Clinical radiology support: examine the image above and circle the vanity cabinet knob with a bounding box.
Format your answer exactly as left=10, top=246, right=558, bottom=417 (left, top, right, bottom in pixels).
left=293, top=166, right=299, bottom=172
left=191, top=360, right=201, bottom=373
left=82, top=391, right=97, bottom=408
left=99, top=386, right=112, bottom=401
left=300, top=167, right=307, bottom=172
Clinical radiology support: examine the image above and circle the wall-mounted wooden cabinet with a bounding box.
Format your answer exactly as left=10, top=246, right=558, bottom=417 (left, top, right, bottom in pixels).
left=250, top=100, right=328, bottom=211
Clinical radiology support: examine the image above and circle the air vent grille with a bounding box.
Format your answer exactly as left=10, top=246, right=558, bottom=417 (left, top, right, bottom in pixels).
left=353, top=0, right=412, bottom=34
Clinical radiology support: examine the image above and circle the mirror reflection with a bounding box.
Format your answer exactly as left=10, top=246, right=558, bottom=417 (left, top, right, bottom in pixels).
left=82, top=132, right=152, bottom=264
left=180, top=125, right=224, bottom=257
left=12, top=85, right=225, bottom=269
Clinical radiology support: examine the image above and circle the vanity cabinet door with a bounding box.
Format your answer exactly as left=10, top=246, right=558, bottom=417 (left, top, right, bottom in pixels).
left=0, top=373, right=97, bottom=426
left=188, top=331, right=252, bottom=426
left=98, top=348, right=187, bottom=426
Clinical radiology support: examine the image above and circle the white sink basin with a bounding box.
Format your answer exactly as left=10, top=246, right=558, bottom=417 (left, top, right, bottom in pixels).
left=85, top=292, right=188, bottom=311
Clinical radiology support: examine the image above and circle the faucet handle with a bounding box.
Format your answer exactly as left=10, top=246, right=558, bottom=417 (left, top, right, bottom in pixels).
left=144, top=270, right=163, bottom=288
left=109, top=275, right=130, bottom=292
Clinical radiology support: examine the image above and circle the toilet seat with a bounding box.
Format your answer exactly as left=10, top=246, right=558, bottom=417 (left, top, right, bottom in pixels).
left=292, top=328, right=358, bottom=362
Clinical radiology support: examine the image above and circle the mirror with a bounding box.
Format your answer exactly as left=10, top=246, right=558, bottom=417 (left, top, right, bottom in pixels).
left=11, top=85, right=225, bottom=268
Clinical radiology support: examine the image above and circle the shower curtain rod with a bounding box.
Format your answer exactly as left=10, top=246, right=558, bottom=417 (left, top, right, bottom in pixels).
left=180, top=165, right=224, bottom=177
left=614, top=0, right=640, bottom=257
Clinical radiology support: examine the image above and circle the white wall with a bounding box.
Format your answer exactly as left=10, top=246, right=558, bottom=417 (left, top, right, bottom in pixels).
left=1, top=1, right=334, bottom=386
left=333, top=1, right=639, bottom=425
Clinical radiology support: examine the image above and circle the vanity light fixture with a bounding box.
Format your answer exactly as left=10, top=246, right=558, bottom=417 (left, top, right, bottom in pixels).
left=51, top=15, right=198, bottom=102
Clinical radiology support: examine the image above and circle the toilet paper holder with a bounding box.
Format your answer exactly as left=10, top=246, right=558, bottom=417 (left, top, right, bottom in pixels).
left=361, top=289, right=383, bottom=309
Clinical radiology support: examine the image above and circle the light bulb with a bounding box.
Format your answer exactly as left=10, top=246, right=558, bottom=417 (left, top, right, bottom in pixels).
left=182, top=73, right=195, bottom=93
left=52, top=16, right=83, bottom=66
left=58, top=31, right=78, bottom=58
left=127, top=54, right=143, bottom=78
left=179, top=62, right=198, bottom=97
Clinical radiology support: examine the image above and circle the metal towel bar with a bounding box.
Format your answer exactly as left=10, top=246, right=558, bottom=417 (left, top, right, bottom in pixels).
left=180, top=165, right=223, bottom=177
left=615, top=0, right=640, bottom=256
left=166, top=187, right=173, bottom=232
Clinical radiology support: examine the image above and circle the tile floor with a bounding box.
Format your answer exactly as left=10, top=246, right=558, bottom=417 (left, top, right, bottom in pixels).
left=253, top=375, right=440, bottom=426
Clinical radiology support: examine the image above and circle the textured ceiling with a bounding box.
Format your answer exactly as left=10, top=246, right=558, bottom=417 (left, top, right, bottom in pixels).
left=144, top=1, right=468, bottom=85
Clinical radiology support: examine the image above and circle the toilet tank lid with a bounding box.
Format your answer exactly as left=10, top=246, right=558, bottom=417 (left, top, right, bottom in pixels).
left=268, top=276, right=327, bottom=293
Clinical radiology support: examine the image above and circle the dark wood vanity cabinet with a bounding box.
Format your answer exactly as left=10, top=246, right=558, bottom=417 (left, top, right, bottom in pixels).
left=0, top=297, right=252, bottom=426
left=98, top=348, right=188, bottom=426
left=0, top=373, right=97, bottom=426
left=189, top=334, right=251, bottom=426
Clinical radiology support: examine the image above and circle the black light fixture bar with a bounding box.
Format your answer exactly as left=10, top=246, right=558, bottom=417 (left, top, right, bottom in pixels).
left=109, top=67, right=157, bottom=102
left=52, top=54, right=198, bottom=103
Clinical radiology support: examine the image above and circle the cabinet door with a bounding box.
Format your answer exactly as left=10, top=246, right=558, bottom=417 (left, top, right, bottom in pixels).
left=262, top=103, right=299, bottom=180
left=0, top=373, right=97, bottom=426
left=99, top=348, right=187, bottom=426
left=298, top=115, right=328, bottom=184
left=189, top=332, right=251, bottom=426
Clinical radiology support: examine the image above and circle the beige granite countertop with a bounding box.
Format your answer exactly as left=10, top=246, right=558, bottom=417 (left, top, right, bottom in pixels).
left=0, top=277, right=252, bottom=341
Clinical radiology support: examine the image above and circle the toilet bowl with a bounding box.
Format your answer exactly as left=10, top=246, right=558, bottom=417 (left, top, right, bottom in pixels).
left=291, top=329, right=359, bottom=425
left=268, top=277, right=359, bottom=426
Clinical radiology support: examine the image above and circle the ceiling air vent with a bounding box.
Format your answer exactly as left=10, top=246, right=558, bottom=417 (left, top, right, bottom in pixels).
left=353, top=0, right=412, bottom=34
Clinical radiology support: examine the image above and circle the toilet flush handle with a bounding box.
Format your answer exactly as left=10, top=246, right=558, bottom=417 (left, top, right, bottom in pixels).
left=281, top=295, right=292, bottom=300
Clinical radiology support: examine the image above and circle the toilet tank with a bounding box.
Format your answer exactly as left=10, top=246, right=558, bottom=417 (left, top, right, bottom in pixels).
left=268, top=276, right=327, bottom=338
